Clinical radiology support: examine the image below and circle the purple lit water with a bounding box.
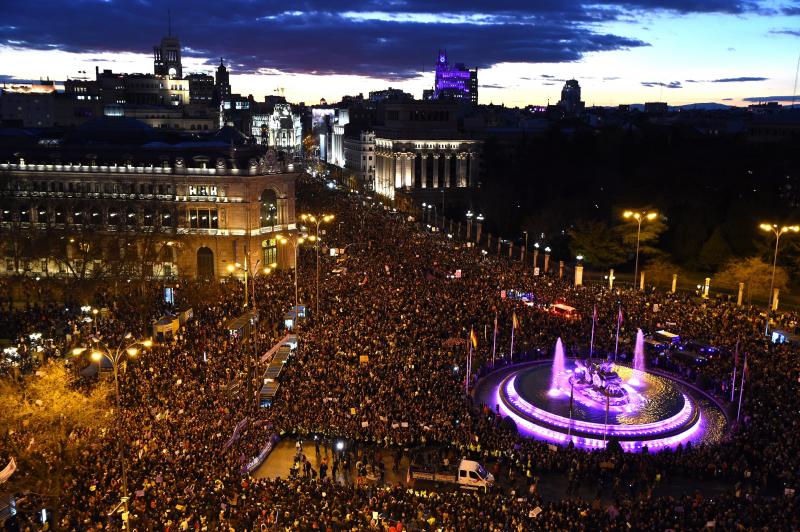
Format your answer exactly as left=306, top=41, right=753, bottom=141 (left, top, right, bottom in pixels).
left=548, top=338, right=565, bottom=396
left=629, top=329, right=646, bottom=386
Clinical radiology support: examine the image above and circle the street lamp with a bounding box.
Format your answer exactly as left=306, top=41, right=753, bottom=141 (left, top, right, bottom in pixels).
left=277, top=232, right=316, bottom=330
left=72, top=334, right=152, bottom=532
left=759, top=223, right=799, bottom=335
left=300, top=213, right=335, bottom=317
left=623, top=210, right=658, bottom=290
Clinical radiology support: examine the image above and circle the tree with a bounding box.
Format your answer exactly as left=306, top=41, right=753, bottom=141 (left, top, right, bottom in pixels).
left=0, top=363, right=112, bottom=500
left=698, top=227, right=733, bottom=271
left=567, top=220, right=626, bottom=267
left=642, top=259, right=683, bottom=290
left=715, top=256, right=789, bottom=302
left=614, top=209, right=668, bottom=260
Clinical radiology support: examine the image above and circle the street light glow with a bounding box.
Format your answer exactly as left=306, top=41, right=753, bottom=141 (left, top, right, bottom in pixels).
left=142, top=340, right=153, bottom=348
left=91, top=351, right=102, bottom=362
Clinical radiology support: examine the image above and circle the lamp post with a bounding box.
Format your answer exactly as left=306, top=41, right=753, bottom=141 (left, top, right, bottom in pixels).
left=72, top=335, right=152, bottom=532
left=522, top=230, right=528, bottom=263
left=422, top=202, right=428, bottom=224
left=277, top=232, right=315, bottom=330
left=623, top=210, right=657, bottom=291
left=533, top=242, right=540, bottom=271
left=301, top=213, right=335, bottom=317
left=466, top=210, right=473, bottom=240
left=759, top=223, right=799, bottom=335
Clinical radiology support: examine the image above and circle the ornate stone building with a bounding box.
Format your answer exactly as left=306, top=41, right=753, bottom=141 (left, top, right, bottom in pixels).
left=0, top=118, right=298, bottom=280
left=373, top=101, right=481, bottom=200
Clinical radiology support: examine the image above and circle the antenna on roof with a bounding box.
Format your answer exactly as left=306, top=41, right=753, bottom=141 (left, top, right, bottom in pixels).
left=168, top=8, right=172, bottom=37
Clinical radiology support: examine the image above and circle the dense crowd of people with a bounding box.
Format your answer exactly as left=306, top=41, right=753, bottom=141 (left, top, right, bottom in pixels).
left=1, top=175, right=799, bottom=530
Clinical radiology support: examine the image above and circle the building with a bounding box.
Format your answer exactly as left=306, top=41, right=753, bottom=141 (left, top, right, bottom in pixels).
left=558, top=79, right=584, bottom=115
left=373, top=101, right=481, bottom=200
left=433, top=51, right=478, bottom=106
left=250, top=103, right=302, bottom=155
left=0, top=82, right=57, bottom=127
left=330, top=109, right=349, bottom=167
left=186, top=73, right=215, bottom=105
left=215, top=59, right=231, bottom=103
left=343, top=130, right=375, bottom=190
left=368, top=88, right=413, bottom=103
left=0, top=118, right=298, bottom=279
left=153, top=35, right=183, bottom=78
left=95, top=69, right=189, bottom=107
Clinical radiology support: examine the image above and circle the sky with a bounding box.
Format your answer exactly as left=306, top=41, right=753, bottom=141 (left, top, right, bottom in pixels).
left=1, top=0, right=799, bottom=107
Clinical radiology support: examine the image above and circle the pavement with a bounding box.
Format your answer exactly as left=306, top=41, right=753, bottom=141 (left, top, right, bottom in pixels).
left=252, top=437, right=733, bottom=503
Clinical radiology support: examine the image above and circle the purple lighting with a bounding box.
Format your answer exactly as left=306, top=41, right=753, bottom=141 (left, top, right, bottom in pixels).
left=493, top=362, right=711, bottom=451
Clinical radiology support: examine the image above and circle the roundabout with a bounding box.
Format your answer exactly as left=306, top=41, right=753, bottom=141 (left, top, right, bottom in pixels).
left=476, top=339, right=728, bottom=452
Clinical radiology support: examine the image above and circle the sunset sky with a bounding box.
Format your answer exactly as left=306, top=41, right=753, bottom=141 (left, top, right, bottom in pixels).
left=1, top=0, right=798, bottom=107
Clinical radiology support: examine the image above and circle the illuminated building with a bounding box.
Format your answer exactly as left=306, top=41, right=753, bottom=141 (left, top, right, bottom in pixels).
left=433, top=50, right=478, bottom=106
left=251, top=103, right=302, bottom=156
left=343, top=131, right=375, bottom=190
left=186, top=73, right=215, bottom=105
left=0, top=82, right=57, bottom=127
left=373, top=101, right=481, bottom=200
left=0, top=119, right=298, bottom=279
left=153, top=34, right=183, bottom=78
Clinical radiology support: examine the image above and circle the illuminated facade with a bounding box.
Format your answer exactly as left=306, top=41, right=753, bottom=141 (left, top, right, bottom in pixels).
left=373, top=101, right=480, bottom=200
left=433, top=51, right=478, bottom=106
left=251, top=104, right=302, bottom=155
left=153, top=35, right=183, bottom=78
left=0, top=121, right=298, bottom=279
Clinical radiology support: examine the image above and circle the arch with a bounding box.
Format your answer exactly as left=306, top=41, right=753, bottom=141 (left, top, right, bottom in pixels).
left=196, top=247, right=214, bottom=279
left=89, top=206, right=102, bottom=225
left=142, top=208, right=155, bottom=227
left=125, top=207, right=137, bottom=227
left=72, top=207, right=85, bottom=225
left=260, top=189, right=278, bottom=228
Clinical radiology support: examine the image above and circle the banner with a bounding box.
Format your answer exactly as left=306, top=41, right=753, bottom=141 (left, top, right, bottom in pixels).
left=222, top=417, right=249, bottom=452
left=241, top=434, right=280, bottom=475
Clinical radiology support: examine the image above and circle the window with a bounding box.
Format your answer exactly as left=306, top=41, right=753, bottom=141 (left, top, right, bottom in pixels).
left=19, top=205, right=31, bottom=223
left=262, top=238, right=277, bottom=266
left=126, top=208, right=137, bottom=226
left=260, top=190, right=278, bottom=227
left=40, top=259, right=47, bottom=273
left=189, top=208, right=218, bottom=229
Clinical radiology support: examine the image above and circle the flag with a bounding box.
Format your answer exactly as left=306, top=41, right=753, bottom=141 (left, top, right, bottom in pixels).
left=743, top=355, right=749, bottom=379
left=512, top=312, right=519, bottom=330
left=494, top=313, right=498, bottom=334
left=593, top=305, right=598, bottom=323
left=618, top=307, right=623, bottom=324
left=470, top=328, right=478, bottom=349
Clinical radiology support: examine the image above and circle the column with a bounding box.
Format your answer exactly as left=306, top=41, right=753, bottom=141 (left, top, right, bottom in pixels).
left=702, top=277, right=710, bottom=299
left=443, top=154, right=451, bottom=188
left=640, top=272, right=645, bottom=291
left=609, top=269, right=615, bottom=290
left=737, top=282, right=744, bottom=306
left=420, top=153, right=427, bottom=188
left=575, top=266, right=584, bottom=287
left=456, top=155, right=465, bottom=187
left=772, top=288, right=780, bottom=311
left=559, top=261, right=564, bottom=279
left=671, top=274, right=677, bottom=293
left=468, top=152, right=479, bottom=188
left=394, top=154, right=402, bottom=189
left=508, top=242, right=513, bottom=259
left=404, top=154, right=413, bottom=188
left=432, top=154, right=439, bottom=188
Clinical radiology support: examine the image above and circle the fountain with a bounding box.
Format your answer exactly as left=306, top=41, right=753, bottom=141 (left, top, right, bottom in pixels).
left=482, top=327, right=727, bottom=452
left=548, top=338, right=565, bottom=396
left=628, top=329, right=646, bottom=386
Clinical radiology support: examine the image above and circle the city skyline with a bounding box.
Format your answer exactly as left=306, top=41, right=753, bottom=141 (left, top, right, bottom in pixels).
left=1, top=1, right=799, bottom=107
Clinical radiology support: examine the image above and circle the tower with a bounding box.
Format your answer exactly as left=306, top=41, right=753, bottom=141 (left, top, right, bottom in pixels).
left=215, top=58, right=231, bottom=102
left=558, top=79, right=584, bottom=115
left=153, top=14, right=182, bottom=78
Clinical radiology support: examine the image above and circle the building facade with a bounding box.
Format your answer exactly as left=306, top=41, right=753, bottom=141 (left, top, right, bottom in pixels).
left=343, top=131, right=375, bottom=190
left=250, top=103, right=302, bottom=155
left=433, top=51, right=478, bottom=106
left=153, top=35, right=183, bottom=78
left=372, top=101, right=481, bottom=200
left=0, top=120, right=298, bottom=280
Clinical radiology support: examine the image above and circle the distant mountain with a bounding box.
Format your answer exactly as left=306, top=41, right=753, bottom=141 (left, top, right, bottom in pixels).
left=620, top=102, right=732, bottom=111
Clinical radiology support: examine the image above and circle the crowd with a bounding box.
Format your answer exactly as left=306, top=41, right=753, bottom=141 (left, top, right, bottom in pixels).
left=1, top=175, right=799, bottom=530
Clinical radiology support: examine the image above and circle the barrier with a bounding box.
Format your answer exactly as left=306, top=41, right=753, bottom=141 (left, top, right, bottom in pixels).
left=241, top=433, right=280, bottom=475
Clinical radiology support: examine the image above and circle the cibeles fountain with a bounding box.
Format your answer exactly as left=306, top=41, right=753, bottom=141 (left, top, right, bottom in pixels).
left=481, top=330, right=727, bottom=451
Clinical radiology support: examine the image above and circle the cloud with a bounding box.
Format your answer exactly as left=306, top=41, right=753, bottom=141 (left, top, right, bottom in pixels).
left=479, top=83, right=506, bottom=89
left=710, top=76, right=768, bottom=82
left=741, top=95, right=798, bottom=102
left=602, top=76, right=621, bottom=81
left=0, top=0, right=695, bottom=81
left=770, top=29, right=800, bottom=36
left=641, top=80, right=682, bottom=88
left=722, top=97, right=734, bottom=100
